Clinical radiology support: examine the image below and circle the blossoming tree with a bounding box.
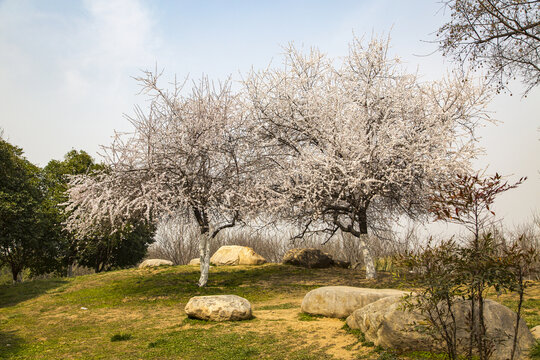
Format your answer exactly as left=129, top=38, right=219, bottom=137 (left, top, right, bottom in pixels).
left=245, top=37, right=492, bottom=278
left=65, top=71, right=258, bottom=286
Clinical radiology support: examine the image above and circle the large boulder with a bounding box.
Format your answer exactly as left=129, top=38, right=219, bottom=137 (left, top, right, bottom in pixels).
left=532, top=325, right=540, bottom=339
left=346, top=296, right=431, bottom=351
left=138, top=259, right=173, bottom=268
left=210, top=245, right=266, bottom=266
left=302, top=286, right=406, bottom=318
left=184, top=295, right=252, bottom=321
left=188, top=258, right=200, bottom=266
left=282, top=248, right=334, bottom=268
left=346, top=296, right=535, bottom=360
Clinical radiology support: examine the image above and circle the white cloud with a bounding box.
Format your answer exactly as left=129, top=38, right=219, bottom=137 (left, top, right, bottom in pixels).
left=0, top=0, right=161, bottom=166
left=61, top=0, right=159, bottom=100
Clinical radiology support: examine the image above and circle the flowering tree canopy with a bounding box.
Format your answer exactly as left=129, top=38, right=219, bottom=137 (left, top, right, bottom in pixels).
left=66, top=36, right=493, bottom=282
left=245, top=37, right=492, bottom=278
left=65, top=71, right=258, bottom=286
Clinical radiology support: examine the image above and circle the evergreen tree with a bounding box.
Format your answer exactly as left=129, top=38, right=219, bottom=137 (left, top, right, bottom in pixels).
left=0, top=137, right=44, bottom=282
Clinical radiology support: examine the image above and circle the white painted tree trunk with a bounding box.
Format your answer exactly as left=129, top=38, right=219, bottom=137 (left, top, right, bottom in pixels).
left=198, top=233, right=211, bottom=287
left=359, top=234, right=376, bottom=279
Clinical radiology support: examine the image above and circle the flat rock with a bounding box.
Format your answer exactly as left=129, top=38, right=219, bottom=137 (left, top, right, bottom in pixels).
left=346, top=296, right=535, bottom=360
left=301, top=286, right=406, bottom=318
left=210, top=245, right=266, bottom=266
left=138, top=259, right=173, bottom=268
left=282, top=248, right=334, bottom=268
left=185, top=295, right=252, bottom=321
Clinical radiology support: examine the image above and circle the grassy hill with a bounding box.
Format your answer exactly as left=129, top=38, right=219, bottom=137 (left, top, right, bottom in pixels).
left=1, top=264, right=539, bottom=359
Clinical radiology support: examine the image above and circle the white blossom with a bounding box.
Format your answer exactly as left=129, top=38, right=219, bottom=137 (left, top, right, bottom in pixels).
left=245, top=36, right=492, bottom=278
left=65, top=71, right=259, bottom=286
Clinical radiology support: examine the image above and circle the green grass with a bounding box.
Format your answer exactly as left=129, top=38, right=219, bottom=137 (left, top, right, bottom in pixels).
left=110, top=333, right=132, bottom=342
left=0, top=277, right=68, bottom=308
left=403, top=351, right=450, bottom=359
left=147, top=338, right=167, bottom=348
left=496, top=294, right=540, bottom=327
left=0, top=264, right=386, bottom=359
left=297, top=312, right=325, bottom=321
left=530, top=340, right=540, bottom=359
left=342, top=323, right=374, bottom=348
left=375, top=350, right=400, bottom=360
left=257, top=302, right=297, bottom=310
left=136, top=327, right=333, bottom=360
left=0, top=264, right=538, bottom=360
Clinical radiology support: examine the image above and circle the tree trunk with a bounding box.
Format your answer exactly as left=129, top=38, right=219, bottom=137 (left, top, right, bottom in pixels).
left=67, top=263, right=74, bottom=277
left=359, top=234, right=376, bottom=279
left=11, top=265, right=22, bottom=284
left=358, top=207, right=376, bottom=279
left=478, top=286, right=487, bottom=360
left=198, top=233, right=211, bottom=287
left=95, top=260, right=105, bottom=273
left=66, top=247, right=76, bottom=277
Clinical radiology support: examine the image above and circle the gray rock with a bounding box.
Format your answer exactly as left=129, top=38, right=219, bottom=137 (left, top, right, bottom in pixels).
left=138, top=259, right=173, bottom=268
left=184, top=295, right=252, bottom=321
left=346, top=296, right=535, bottom=360
left=282, top=248, right=334, bottom=268
left=301, top=286, right=406, bottom=318
left=210, top=245, right=266, bottom=266
left=332, top=259, right=351, bottom=269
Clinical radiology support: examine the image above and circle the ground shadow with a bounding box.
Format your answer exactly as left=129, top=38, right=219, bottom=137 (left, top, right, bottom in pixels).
left=0, top=330, right=25, bottom=359
left=0, top=278, right=68, bottom=308
left=111, top=264, right=404, bottom=305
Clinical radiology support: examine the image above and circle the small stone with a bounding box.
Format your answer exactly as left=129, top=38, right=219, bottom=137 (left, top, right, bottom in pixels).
left=80, top=307, right=88, bottom=310
left=185, top=295, right=252, bottom=321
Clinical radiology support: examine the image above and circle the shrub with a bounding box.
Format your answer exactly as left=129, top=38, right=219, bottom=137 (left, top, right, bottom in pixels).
left=396, top=173, right=537, bottom=360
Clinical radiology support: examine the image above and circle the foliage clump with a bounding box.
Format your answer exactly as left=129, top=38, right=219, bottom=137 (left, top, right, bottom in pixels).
left=396, top=173, right=537, bottom=360
left=0, top=137, right=45, bottom=282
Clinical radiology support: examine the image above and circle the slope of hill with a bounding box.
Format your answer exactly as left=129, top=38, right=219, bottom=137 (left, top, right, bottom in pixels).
left=0, top=264, right=538, bottom=359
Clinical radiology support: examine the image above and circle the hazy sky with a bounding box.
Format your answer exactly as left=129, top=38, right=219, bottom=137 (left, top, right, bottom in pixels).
left=0, top=0, right=538, bottom=233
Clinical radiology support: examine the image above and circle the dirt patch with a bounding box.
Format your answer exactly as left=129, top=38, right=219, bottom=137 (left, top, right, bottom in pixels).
left=255, top=307, right=366, bottom=359
left=182, top=296, right=371, bottom=360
